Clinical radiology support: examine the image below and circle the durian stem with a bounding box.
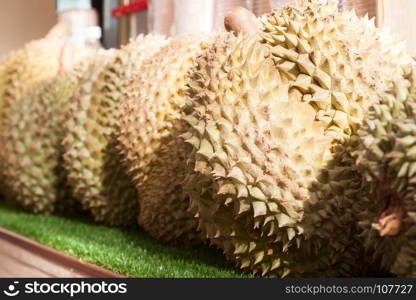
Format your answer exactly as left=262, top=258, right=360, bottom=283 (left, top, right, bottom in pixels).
left=224, top=7, right=261, bottom=35
left=372, top=191, right=404, bottom=236
left=45, top=22, right=69, bottom=41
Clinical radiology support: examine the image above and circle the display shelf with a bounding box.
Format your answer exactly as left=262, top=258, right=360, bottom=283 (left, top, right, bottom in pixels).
left=0, top=227, right=124, bottom=278
left=0, top=203, right=250, bottom=278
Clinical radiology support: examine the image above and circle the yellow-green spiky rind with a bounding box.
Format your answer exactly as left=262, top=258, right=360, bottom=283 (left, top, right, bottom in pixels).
left=183, top=0, right=412, bottom=277
left=118, top=35, right=210, bottom=243
left=1, top=57, right=92, bottom=214
left=185, top=34, right=338, bottom=277
left=353, top=63, right=416, bottom=277
left=63, top=35, right=168, bottom=226
left=259, top=0, right=410, bottom=142
left=0, top=37, right=65, bottom=137
left=0, top=35, right=66, bottom=204
left=62, top=50, right=122, bottom=223
left=0, top=61, right=7, bottom=109
left=0, top=37, right=65, bottom=130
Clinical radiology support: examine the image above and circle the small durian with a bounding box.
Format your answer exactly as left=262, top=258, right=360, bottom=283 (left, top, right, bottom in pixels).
left=1, top=47, right=93, bottom=214
left=183, top=0, right=412, bottom=277
left=118, top=35, right=210, bottom=243
left=0, top=24, right=68, bottom=205
left=353, top=64, right=416, bottom=277
left=62, top=35, right=168, bottom=226
left=0, top=23, right=68, bottom=125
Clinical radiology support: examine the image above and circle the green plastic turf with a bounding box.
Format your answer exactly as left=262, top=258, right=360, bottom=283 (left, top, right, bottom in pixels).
left=0, top=203, right=250, bottom=278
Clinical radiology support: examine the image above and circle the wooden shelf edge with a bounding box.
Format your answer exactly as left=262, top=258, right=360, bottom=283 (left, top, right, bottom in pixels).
left=0, top=227, right=127, bottom=278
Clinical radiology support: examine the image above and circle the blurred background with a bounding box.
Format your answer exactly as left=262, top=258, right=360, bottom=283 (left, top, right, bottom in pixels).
left=0, top=0, right=415, bottom=57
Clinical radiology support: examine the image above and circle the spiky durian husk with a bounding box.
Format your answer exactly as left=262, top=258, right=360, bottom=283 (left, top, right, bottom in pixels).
left=0, top=61, right=7, bottom=107
left=0, top=36, right=65, bottom=127
left=118, top=35, right=210, bottom=243
left=353, top=64, right=416, bottom=277
left=185, top=33, right=342, bottom=277
left=259, top=0, right=410, bottom=140
left=0, top=35, right=66, bottom=205
left=63, top=35, right=168, bottom=226
left=0, top=55, right=93, bottom=214
left=62, top=50, right=121, bottom=222
left=183, top=0, right=412, bottom=277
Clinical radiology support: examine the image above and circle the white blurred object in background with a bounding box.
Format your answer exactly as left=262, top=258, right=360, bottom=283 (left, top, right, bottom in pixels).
left=174, top=0, right=215, bottom=35
left=268, top=0, right=292, bottom=9
left=339, top=0, right=376, bottom=18
left=57, top=0, right=92, bottom=12
left=246, top=0, right=272, bottom=16
left=148, top=0, right=175, bottom=36
left=57, top=0, right=102, bottom=48
left=376, top=0, right=416, bottom=56
left=148, top=0, right=273, bottom=35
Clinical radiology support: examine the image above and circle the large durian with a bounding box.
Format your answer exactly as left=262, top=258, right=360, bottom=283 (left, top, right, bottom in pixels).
left=353, top=64, right=416, bottom=277
left=118, top=35, right=210, bottom=243
left=183, top=0, right=412, bottom=277
left=62, top=35, right=168, bottom=226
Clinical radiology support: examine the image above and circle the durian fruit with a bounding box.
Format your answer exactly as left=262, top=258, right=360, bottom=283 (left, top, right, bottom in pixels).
left=0, top=24, right=68, bottom=126
left=0, top=24, right=68, bottom=204
left=0, top=48, right=94, bottom=214
left=183, top=0, right=412, bottom=277
left=62, top=35, right=168, bottom=226
left=0, top=61, right=7, bottom=103
left=353, top=64, right=416, bottom=277
left=184, top=33, right=337, bottom=277
left=118, top=35, right=210, bottom=243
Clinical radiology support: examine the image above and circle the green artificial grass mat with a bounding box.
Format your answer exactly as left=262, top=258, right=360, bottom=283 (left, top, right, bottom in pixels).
left=0, top=203, right=250, bottom=278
